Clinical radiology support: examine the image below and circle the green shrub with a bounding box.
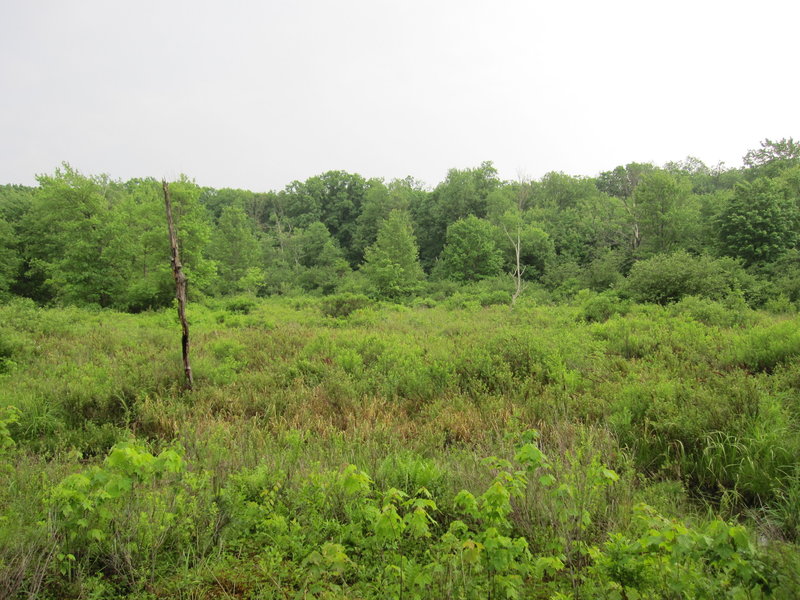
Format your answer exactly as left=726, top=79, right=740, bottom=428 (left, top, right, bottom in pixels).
left=478, top=289, right=512, bottom=306
left=320, top=293, right=373, bottom=318
left=597, top=320, right=661, bottom=359
left=49, top=441, right=218, bottom=590
left=409, top=296, right=437, bottom=308
left=670, top=295, right=752, bottom=328
left=581, top=249, right=626, bottom=291
left=763, top=294, right=796, bottom=315
left=442, top=292, right=481, bottom=310
left=586, top=504, right=772, bottom=599
left=0, top=405, right=19, bottom=461
left=727, top=319, right=800, bottom=372
left=626, top=251, right=748, bottom=304
left=224, top=295, right=257, bottom=314
left=580, top=290, right=629, bottom=323
left=0, top=326, right=33, bottom=373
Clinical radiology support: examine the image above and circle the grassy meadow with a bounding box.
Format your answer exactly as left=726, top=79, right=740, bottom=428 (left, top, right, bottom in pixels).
left=2, top=293, right=800, bottom=598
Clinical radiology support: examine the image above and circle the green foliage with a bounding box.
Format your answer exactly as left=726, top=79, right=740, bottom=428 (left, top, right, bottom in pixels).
left=438, top=215, right=503, bottom=282
left=414, top=161, right=500, bottom=268
left=6, top=149, right=800, bottom=596
left=49, top=441, right=217, bottom=589
left=626, top=251, right=748, bottom=304
left=669, top=295, right=752, bottom=327
left=361, top=210, right=425, bottom=299
left=1, top=279, right=799, bottom=597
left=0, top=405, right=20, bottom=461
left=376, top=452, right=444, bottom=496
left=282, top=170, right=373, bottom=265
left=495, top=212, right=555, bottom=280
left=0, top=152, right=796, bottom=312
left=754, top=249, right=800, bottom=306
left=292, top=221, right=351, bottom=293
left=580, top=290, right=629, bottom=323
left=0, top=216, right=19, bottom=301
left=320, top=293, right=373, bottom=318
left=581, top=249, right=627, bottom=291
left=352, top=177, right=424, bottom=261
left=165, top=177, right=220, bottom=294
left=16, top=169, right=216, bottom=309
left=209, top=205, right=262, bottom=293
left=22, top=164, right=124, bottom=306
left=727, top=320, right=800, bottom=373
left=743, top=137, right=800, bottom=179
left=587, top=504, right=772, bottom=599
left=716, top=177, right=799, bottom=266
left=633, top=170, right=696, bottom=254
left=597, top=162, right=655, bottom=200
left=527, top=171, right=627, bottom=264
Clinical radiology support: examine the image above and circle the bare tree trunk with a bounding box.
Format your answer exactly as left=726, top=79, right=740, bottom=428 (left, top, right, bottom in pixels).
left=505, top=225, right=526, bottom=307
left=621, top=196, right=641, bottom=250
left=163, top=180, right=194, bottom=390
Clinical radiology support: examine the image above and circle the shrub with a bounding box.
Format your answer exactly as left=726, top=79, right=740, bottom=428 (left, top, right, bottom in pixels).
left=581, top=250, right=627, bottom=291
left=320, top=293, right=373, bottom=318
left=224, top=295, right=257, bottom=314
left=477, top=289, right=512, bottom=306
left=625, top=251, right=747, bottom=304
left=669, top=295, right=752, bottom=328
left=580, top=290, right=629, bottom=323
left=726, top=319, right=800, bottom=373
left=48, top=441, right=217, bottom=589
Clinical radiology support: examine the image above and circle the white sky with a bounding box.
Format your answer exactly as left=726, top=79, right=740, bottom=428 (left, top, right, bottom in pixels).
left=1, top=0, right=798, bottom=191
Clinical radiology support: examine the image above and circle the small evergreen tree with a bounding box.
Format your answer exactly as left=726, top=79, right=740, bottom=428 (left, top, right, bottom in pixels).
left=361, top=210, right=424, bottom=299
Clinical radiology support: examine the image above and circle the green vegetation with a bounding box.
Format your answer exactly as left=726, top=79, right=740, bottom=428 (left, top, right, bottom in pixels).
left=361, top=210, right=424, bottom=299
left=2, top=139, right=799, bottom=309
left=2, top=297, right=800, bottom=598
left=2, top=138, right=800, bottom=597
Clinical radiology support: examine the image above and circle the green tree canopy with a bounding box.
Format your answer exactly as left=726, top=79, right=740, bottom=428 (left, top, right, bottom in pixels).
left=282, top=171, right=376, bottom=265
left=743, top=138, right=800, bottom=179
left=20, top=164, right=125, bottom=306
left=0, top=217, right=19, bottom=300
left=716, top=178, right=799, bottom=266
left=415, top=162, right=500, bottom=268
left=352, top=177, right=426, bottom=262
left=209, top=205, right=262, bottom=293
left=633, top=170, right=695, bottom=255
left=529, top=172, right=626, bottom=262
left=361, top=210, right=424, bottom=299
left=438, top=215, right=503, bottom=282
left=291, top=222, right=350, bottom=294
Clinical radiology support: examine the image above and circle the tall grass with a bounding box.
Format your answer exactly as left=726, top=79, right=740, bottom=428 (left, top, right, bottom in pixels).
left=1, top=297, right=799, bottom=596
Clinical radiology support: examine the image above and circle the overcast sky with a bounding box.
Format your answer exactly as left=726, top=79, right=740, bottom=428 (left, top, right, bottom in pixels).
left=1, top=0, right=798, bottom=191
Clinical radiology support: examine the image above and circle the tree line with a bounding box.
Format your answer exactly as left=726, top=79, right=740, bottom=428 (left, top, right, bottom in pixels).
left=0, top=138, right=798, bottom=310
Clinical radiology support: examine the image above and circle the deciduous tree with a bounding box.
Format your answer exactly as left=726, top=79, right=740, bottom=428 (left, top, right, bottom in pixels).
left=209, top=205, right=262, bottom=293
left=0, top=217, right=19, bottom=300
left=438, top=215, right=503, bottom=282
left=716, top=178, right=799, bottom=266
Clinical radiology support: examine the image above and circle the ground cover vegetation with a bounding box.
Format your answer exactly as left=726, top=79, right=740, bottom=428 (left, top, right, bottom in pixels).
left=1, top=139, right=800, bottom=597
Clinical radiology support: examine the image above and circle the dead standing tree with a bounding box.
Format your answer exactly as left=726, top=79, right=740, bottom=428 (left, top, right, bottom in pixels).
left=163, top=180, right=194, bottom=390
left=505, top=224, right=526, bottom=307
left=506, top=172, right=531, bottom=307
